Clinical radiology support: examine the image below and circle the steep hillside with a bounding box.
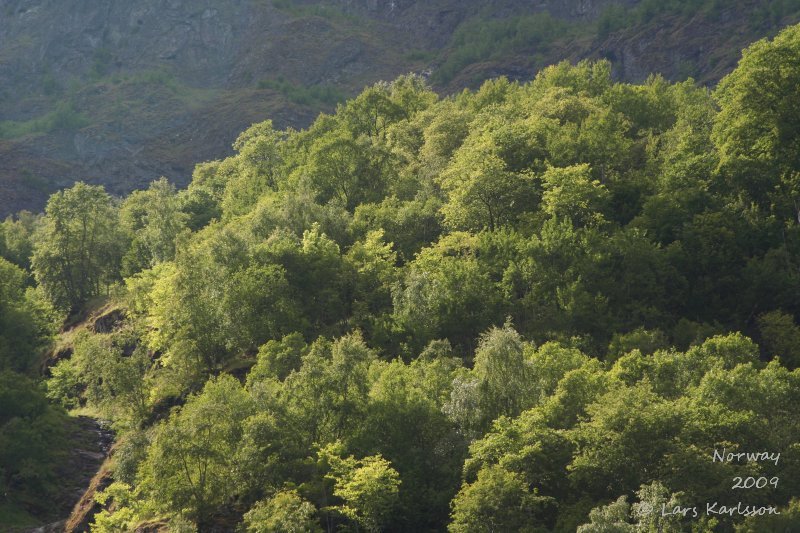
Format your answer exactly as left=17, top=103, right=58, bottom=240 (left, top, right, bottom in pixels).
left=12, top=22, right=800, bottom=530
left=0, top=0, right=798, bottom=216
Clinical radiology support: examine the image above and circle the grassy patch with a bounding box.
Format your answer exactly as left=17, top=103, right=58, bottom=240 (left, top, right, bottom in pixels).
left=19, top=171, right=51, bottom=194
left=404, top=49, right=437, bottom=62
left=79, top=68, right=220, bottom=126
left=111, top=70, right=219, bottom=110
left=257, top=77, right=346, bottom=107
left=105, top=68, right=183, bottom=94
left=0, top=102, right=88, bottom=139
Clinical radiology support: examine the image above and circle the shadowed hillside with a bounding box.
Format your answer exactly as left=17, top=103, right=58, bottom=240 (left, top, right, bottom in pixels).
left=0, top=0, right=799, bottom=216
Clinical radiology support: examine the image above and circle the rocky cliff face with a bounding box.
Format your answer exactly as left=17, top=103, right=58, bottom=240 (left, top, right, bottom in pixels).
left=2, top=0, right=623, bottom=96
left=1, top=1, right=249, bottom=96
left=0, top=0, right=795, bottom=216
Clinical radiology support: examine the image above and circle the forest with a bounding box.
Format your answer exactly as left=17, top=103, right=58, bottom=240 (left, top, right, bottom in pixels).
left=2, top=22, right=800, bottom=533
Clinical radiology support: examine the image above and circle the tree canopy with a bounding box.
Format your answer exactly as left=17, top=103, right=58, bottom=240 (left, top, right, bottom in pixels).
left=4, top=22, right=800, bottom=532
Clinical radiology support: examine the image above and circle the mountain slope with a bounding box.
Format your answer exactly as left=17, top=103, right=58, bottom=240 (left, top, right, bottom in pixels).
left=0, top=0, right=798, bottom=216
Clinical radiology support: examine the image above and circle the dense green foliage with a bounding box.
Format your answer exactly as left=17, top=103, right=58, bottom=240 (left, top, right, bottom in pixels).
left=0, top=233, right=67, bottom=523
left=4, top=22, right=800, bottom=532
left=32, top=183, right=127, bottom=311
left=0, top=371, right=68, bottom=519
